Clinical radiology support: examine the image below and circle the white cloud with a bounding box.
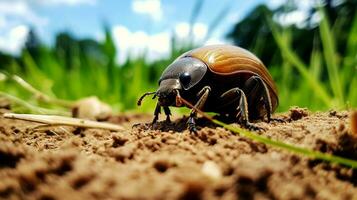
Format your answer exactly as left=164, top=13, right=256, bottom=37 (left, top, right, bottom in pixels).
left=0, top=1, right=48, bottom=26
left=0, top=1, right=48, bottom=55
left=267, top=0, right=285, bottom=9
left=193, top=23, right=207, bottom=41
left=35, top=0, right=97, bottom=6
left=270, top=0, right=319, bottom=27
left=267, top=0, right=317, bottom=9
left=275, top=10, right=308, bottom=27
left=0, top=25, right=29, bottom=55
left=111, top=22, right=221, bottom=63
left=0, top=0, right=96, bottom=55
left=174, top=22, right=208, bottom=42
left=175, top=22, right=190, bottom=38
left=132, top=0, right=162, bottom=21
left=112, top=25, right=170, bottom=64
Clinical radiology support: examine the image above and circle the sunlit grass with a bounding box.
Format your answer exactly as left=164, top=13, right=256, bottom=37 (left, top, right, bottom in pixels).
left=0, top=3, right=356, bottom=114
left=268, top=10, right=357, bottom=111
left=0, top=32, right=192, bottom=113
left=213, top=119, right=357, bottom=169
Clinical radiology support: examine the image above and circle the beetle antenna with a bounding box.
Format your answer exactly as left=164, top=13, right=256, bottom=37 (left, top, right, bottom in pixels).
left=137, top=92, right=156, bottom=106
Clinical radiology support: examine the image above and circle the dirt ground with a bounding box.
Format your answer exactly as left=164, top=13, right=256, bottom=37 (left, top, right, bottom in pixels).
left=1, top=107, right=357, bottom=200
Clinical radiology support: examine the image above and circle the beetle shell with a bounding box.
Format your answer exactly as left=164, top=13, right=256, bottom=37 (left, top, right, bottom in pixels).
left=181, top=45, right=278, bottom=112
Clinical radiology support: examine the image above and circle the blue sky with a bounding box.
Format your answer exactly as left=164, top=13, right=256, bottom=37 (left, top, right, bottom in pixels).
left=34, top=0, right=267, bottom=40
left=0, top=0, right=295, bottom=62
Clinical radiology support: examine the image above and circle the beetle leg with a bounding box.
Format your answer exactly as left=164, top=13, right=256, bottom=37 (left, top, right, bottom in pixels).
left=163, top=106, right=171, bottom=123
left=152, top=103, right=161, bottom=124
left=244, top=76, right=284, bottom=122
left=244, top=76, right=273, bottom=121
left=243, top=76, right=277, bottom=123
left=188, top=86, right=211, bottom=133
left=220, top=88, right=261, bottom=130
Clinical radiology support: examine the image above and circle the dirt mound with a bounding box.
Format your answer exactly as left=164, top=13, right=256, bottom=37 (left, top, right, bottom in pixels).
left=0, top=108, right=357, bottom=200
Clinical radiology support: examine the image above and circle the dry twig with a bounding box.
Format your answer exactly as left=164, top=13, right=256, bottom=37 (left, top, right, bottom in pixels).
left=4, top=113, right=124, bottom=131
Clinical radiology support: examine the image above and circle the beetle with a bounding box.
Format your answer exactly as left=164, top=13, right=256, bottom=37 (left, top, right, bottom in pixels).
left=138, top=44, right=279, bottom=132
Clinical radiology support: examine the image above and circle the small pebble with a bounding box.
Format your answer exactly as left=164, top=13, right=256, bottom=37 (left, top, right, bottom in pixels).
left=289, top=107, right=308, bottom=121
left=202, top=161, right=222, bottom=180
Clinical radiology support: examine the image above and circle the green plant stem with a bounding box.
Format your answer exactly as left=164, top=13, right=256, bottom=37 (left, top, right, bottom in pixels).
left=11, top=75, right=74, bottom=108
left=319, top=8, right=344, bottom=106
left=0, top=91, right=70, bottom=116
left=213, top=119, right=357, bottom=169
left=267, top=17, right=333, bottom=107
left=178, top=95, right=357, bottom=169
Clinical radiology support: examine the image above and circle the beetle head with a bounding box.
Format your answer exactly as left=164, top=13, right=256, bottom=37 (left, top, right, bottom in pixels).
left=156, top=79, right=181, bottom=106
left=138, top=57, right=207, bottom=107
left=156, top=57, right=207, bottom=106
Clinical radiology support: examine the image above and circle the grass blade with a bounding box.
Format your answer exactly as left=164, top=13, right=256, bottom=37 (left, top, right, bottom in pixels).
left=213, top=119, right=357, bottom=169
left=267, top=17, right=333, bottom=107
left=179, top=94, right=357, bottom=169
left=204, top=1, right=232, bottom=42
left=0, top=91, right=70, bottom=115
left=319, top=8, right=344, bottom=107
left=189, top=0, right=205, bottom=43
left=345, top=14, right=357, bottom=107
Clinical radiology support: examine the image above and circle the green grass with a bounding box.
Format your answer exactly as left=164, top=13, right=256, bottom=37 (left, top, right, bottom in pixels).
left=0, top=4, right=356, bottom=114
left=0, top=30, right=197, bottom=113
left=178, top=95, right=357, bottom=169
left=268, top=10, right=357, bottom=111
left=213, top=119, right=357, bottom=169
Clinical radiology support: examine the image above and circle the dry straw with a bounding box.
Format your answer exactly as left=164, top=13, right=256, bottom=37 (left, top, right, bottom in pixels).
left=3, top=113, right=124, bottom=131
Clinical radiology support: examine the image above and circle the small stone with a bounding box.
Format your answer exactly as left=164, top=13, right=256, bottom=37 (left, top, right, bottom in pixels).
left=289, top=107, right=308, bottom=121
left=202, top=161, right=222, bottom=180
left=112, top=135, right=128, bottom=147
left=72, top=96, right=112, bottom=121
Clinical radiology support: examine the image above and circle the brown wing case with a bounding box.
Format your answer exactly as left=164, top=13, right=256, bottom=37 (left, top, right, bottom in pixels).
left=185, top=44, right=278, bottom=110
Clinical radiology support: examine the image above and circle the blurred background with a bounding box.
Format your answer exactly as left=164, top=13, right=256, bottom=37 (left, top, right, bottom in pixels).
left=0, top=0, right=356, bottom=114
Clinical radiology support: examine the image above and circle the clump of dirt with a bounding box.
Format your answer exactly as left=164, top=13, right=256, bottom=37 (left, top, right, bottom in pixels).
left=0, top=108, right=357, bottom=199
left=0, top=98, right=11, bottom=110
left=0, top=142, right=26, bottom=168
left=288, top=107, right=309, bottom=121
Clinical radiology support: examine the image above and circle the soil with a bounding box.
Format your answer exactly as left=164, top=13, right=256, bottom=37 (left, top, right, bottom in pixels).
left=1, top=107, right=357, bottom=200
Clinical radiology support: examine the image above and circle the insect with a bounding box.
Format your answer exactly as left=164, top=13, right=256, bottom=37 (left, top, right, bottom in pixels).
left=138, top=44, right=279, bottom=132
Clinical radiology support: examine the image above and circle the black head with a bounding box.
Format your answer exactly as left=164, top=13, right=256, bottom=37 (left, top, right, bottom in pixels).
left=156, top=57, right=207, bottom=106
